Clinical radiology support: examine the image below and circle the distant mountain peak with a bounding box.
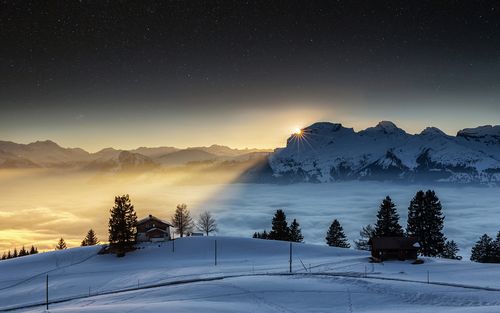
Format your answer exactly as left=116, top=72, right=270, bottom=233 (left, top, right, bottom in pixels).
left=362, top=121, right=407, bottom=136
left=420, top=127, right=447, bottom=136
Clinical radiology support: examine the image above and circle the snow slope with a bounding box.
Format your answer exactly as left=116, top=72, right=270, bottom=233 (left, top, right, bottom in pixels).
left=1, top=237, right=500, bottom=312
left=269, top=121, right=500, bottom=184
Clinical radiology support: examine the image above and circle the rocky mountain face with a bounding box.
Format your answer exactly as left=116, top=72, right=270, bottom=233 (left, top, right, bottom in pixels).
left=268, top=122, right=500, bottom=185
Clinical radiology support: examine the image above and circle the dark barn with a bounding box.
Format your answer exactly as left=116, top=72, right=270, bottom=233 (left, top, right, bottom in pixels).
left=370, top=237, right=420, bottom=262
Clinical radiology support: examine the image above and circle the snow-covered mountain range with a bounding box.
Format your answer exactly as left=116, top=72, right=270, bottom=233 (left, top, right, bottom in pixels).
left=269, top=121, right=500, bottom=184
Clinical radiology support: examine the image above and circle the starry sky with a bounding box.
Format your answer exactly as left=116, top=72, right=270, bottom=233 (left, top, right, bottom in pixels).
left=1, top=1, right=500, bottom=151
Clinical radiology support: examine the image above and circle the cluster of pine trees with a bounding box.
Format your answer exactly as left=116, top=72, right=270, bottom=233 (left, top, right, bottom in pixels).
left=470, top=231, right=500, bottom=263
left=252, top=190, right=462, bottom=261
left=1, top=245, right=38, bottom=260
left=253, top=209, right=303, bottom=242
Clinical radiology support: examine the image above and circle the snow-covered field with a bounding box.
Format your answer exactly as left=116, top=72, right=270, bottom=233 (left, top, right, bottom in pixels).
left=1, top=237, right=500, bottom=312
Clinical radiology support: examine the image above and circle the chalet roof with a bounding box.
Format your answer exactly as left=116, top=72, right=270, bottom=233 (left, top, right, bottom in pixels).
left=145, top=227, right=169, bottom=233
left=136, top=214, right=173, bottom=227
left=371, top=237, right=419, bottom=250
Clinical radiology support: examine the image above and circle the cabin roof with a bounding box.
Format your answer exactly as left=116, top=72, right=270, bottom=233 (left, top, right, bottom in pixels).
left=136, top=214, right=173, bottom=227
left=371, top=237, right=419, bottom=250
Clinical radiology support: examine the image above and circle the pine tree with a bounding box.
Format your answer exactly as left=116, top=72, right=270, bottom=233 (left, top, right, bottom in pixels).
left=415, top=190, right=446, bottom=256
left=56, top=238, right=67, bottom=250
left=374, top=196, right=404, bottom=237
left=440, top=240, right=461, bottom=260
left=493, top=231, right=500, bottom=263
left=1, top=252, right=6, bottom=260
left=289, top=219, right=304, bottom=242
left=325, top=219, right=350, bottom=248
left=29, top=245, right=38, bottom=255
left=171, top=203, right=193, bottom=237
left=18, top=246, right=27, bottom=257
left=82, top=229, right=99, bottom=246
left=108, top=194, right=137, bottom=255
left=407, top=190, right=425, bottom=237
left=13, top=248, right=18, bottom=258
left=268, top=209, right=290, bottom=241
left=261, top=230, right=269, bottom=239
left=470, top=234, right=495, bottom=263
left=354, top=224, right=376, bottom=250
left=7, top=250, right=11, bottom=259
left=195, top=211, right=217, bottom=236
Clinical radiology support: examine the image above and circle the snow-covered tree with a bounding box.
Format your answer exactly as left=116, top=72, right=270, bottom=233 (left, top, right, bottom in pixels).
left=374, top=196, right=404, bottom=237
left=195, top=211, right=217, bottom=236
left=326, top=219, right=350, bottom=248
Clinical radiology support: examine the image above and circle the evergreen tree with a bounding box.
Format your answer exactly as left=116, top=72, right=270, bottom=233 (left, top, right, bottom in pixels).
left=261, top=230, right=269, bottom=239
left=82, top=229, right=99, bottom=246
left=252, top=230, right=269, bottom=239
left=195, top=211, right=217, bottom=236
left=416, top=190, right=446, bottom=256
left=56, top=238, right=67, bottom=250
left=108, top=194, right=137, bottom=255
left=470, top=234, right=495, bottom=263
left=7, top=250, right=11, bottom=259
left=354, top=224, right=376, bottom=250
left=289, top=219, right=304, bottom=242
left=407, top=190, right=425, bottom=237
left=29, top=245, right=38, bottom=255
left=13, top=248, right=18, bottom=258
left=440, top=240, right=461, bottom=260
left=374, top=196, right=404, bottom=237
left=325, top=219, right=350, bottom=248
left=268, top=209, right=290, bottom=241
left=171, top=203, right=193, bottom=237
left=18, top=246, right=27, bottom=257
left=493, top=231, right=500, bottom=263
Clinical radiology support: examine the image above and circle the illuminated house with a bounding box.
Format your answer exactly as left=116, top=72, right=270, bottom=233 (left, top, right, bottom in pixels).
left=136, top=214, right=173, bottom=242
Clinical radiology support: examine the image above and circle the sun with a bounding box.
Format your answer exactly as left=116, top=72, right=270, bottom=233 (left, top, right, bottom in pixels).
left=293, top=127, right=302, bottom=135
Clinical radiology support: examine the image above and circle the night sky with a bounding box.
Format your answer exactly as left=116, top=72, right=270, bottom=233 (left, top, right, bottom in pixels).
left=1, top=1, right=500, bottom=150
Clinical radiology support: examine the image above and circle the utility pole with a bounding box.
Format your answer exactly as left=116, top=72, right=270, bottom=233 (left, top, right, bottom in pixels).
left=215, top=239, right=218, bottom=266
left=289, top=242, right=292, bottom=273
left=45, top=274, right=49, bottom=310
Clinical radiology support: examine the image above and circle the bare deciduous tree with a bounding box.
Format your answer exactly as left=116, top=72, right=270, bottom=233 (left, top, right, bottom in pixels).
left=195, top=211, right=217, bottom=236
left=171, top=204, right=193, bottom=237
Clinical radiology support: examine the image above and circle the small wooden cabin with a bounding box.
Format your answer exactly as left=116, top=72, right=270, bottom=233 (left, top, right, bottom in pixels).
left=136, top=214, right=173, bottom=242
left=370, top=237, right=420, bottom=262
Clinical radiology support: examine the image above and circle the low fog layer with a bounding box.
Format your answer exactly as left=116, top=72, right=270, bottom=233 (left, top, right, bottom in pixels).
left=0, top=169, right=498, bottom=258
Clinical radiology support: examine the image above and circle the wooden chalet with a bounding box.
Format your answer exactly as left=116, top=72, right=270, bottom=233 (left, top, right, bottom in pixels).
left=370, top=237, right=420, bottom=262
left=136, top=214, right=173, bottom=242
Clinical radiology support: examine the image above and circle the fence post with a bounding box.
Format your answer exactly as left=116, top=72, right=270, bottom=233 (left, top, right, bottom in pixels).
left=215, top=239, right=218, bottom=266
left=289, top=242, right=292, bottom=273
left=46, top=274, right=49, bottom=310
left=427, top=270, right=430, bottom=284
left=364, top=265, right=367, bottom=278
left=172, top=238, right=175, bottom=253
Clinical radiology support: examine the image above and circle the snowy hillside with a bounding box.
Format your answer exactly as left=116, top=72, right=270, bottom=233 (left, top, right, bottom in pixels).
left=269, top=121, right=500, bottom=184
left=1, top=237, right=500, bottom=312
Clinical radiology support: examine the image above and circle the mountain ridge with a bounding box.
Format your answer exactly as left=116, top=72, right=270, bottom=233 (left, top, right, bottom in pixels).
left=269, top=121, right=500, bottom=185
